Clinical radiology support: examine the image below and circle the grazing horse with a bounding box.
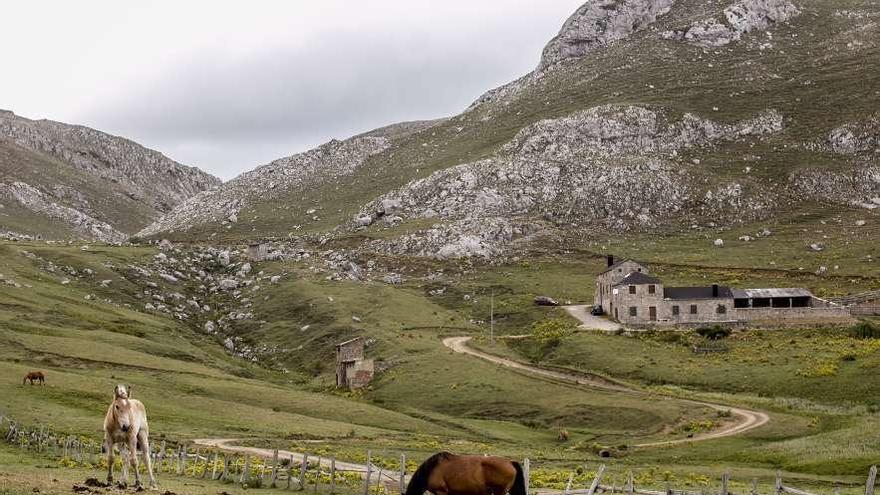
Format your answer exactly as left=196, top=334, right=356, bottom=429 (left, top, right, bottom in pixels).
left=103, top=384, right=156, bottom=489
left=405, top=452, right=526, bottom=495
left=23, top=371, right=45, bottom=385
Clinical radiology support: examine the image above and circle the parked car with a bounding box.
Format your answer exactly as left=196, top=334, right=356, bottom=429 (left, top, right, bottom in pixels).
left=590, top=305, right=604, bottom=316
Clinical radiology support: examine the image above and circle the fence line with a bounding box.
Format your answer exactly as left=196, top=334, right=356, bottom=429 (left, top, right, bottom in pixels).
left=2, top=414, right=877, bottom=495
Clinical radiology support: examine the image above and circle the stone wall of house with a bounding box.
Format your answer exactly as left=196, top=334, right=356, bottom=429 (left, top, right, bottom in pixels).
left=247, top=243, right=269, bottom=261
left=664, top=298, right=736, bottom=325
left=612, top=282, right=665, bottom=324
left=597, top=261, right=648, bottom=313
left=347, top=359, right=375, bottom=390
left=735, top=306, right=851, bottom=321
left=336, top=338, right=364, bottom=362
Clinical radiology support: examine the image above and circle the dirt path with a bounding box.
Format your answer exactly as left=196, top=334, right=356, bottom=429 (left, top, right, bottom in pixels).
left=563, top=305, right=623, bottom=332
left=442, top=336, right=770, bottom=448
left=193, top=335, right=769, bottom=484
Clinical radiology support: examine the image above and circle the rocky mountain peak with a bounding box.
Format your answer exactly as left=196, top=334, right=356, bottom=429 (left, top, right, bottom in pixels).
left=539, top=0, right=676, bottom=70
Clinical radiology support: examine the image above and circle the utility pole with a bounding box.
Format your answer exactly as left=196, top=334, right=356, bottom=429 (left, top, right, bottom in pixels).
left=490, top=290, right=495, bottom=344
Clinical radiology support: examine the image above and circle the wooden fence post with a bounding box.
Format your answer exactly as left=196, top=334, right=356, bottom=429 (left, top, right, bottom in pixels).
left=587, top=465, right=606, bottom=495
left=721, top=472, right=730, bottom=495
left=399, top=454, right=407, bottom=495
left=315, top=456, right=322, bottom=494
left=752, top=479, right=758, bottom=495
left=564, top=473, right=574, bottom=495
left=269, top=450, right=279, bottom=487
left=364, top=451, right=373, bottom=495
left=330, top=458, right=337, bottom=494
left=375, top=466, right=384, bottom=495
left=221, top=454, right=231, bottom=481
left=287, top=455, right=294, bottom=489
left=523, top=459, right=530, bottom=495
left=626, top=471, right=634, bottom=495
left=300, top=454, right=310, bottom=491
left=867, top=466, right=877, bottom=495
left=180, top=445, right=187, bottom=475
left=776, top=471, right=783, bottom=495
left=241, top=455, right=251, bottom=485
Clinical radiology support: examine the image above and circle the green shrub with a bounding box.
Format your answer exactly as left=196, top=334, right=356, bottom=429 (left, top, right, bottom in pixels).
left=532, top=318, right=574, bottom=346
left=696, top=325, right=732, bottom=340
left=849, top=321, right=880, bottom=339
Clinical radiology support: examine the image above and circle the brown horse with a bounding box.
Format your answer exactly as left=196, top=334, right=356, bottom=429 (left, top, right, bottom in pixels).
left=405, top=452, right=526, bottom=495
left=103, top=384, right=157, bottom=489
left=23, top=371, right=45, bottom=385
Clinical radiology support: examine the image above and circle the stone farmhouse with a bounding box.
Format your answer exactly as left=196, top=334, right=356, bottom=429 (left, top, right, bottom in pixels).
left=595, top=256, right=850, bottom=326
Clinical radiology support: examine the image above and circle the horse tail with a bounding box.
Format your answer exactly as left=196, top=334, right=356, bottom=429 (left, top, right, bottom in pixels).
left=510, top=461, right=526, bottom=495
left=406, top=452, right=451, bottom=495
left=22, top=375, right=26, bottom=385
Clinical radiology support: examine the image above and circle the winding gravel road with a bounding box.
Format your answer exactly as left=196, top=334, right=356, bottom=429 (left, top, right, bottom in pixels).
left=193, top=335, right=769, bottom=485
left=442, top=336, right=770, bottom=448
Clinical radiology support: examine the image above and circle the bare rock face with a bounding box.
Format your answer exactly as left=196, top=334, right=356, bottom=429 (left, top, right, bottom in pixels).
left=138, top=136, right=390, bottom=237
left=790, top=166, right=880, bottom=210
left=0, top=110, right=220, bottom=215
left=360, top=105, right=783, bottom=258
left=826, top=114, right=880, bottom=154
left=540, top=0, right=676, bottom=70
left=662, top=0, right=801, bottom=48
left=0, top=182, right=126, bottom=243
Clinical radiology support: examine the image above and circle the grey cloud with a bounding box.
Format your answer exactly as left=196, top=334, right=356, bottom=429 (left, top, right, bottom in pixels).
left=78, top=4, right=579, bottom=179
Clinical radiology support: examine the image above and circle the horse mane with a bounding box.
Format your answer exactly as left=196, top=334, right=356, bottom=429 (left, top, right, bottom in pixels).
left=510, top=461, right=526, bottom=495
left=405, top=452, right=453, bottom=495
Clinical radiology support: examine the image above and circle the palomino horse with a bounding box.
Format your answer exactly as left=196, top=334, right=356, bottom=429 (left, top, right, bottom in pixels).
left=405, top=452, right=526, bottom=495
left=23, top=371, right=45, bottom=385
left=103, top=384, right=157, bottom=489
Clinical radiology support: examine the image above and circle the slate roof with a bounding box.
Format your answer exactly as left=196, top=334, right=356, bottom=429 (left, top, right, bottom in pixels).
left=731, top=288, right=813, bottom=299
left=663, top=286, right=734, bottom=300
left=599, top=259, right=644, bottom=275
left=613, top=272, right=662, bottom=286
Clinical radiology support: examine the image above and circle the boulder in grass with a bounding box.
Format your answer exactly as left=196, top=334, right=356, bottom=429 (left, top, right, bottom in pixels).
left=534, top=296, right=560, bottom=306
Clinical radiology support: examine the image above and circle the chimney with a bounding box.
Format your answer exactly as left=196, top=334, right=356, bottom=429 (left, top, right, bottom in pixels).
left=607, top=255, right=615, bottom=267
left=712, top=284, right=719, bottom=298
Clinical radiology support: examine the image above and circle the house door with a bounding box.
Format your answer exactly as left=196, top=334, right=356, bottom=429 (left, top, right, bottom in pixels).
left=649, top=306, right=657, bottom=321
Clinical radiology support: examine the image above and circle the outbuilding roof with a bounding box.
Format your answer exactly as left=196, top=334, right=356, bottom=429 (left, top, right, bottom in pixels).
left=731, top=288, right=813, bottom=299
left=613, top=272, right=662, bottom=286
left=663, top=286, right=733, bottom=300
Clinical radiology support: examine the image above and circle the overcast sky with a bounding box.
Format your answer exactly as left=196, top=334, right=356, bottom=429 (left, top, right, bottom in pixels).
left=1, top=1, right=583, bottom=180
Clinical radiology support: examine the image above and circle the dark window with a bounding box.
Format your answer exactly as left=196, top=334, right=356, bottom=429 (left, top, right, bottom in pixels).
left=690, top=305, right=698, bottom=315
left=629, top=307, right=637, bottom=317
left=629, top=285, right=636, bottom=294
left=637, top=268, right=642, bottom=272
left=717, top=304, right=727, bottom=314
left=672, top=305, right=680, bottom=316
left=648, top=284, right=656, bottom=294
left=649, top=306, right=657, bottom=321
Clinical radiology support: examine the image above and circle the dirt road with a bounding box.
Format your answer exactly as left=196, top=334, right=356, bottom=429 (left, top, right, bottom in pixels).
left=563, top=305, right=623, bottom=332
left=193, top=335, right=769, bottom=485
left=442, top=336, right=770, bottom=448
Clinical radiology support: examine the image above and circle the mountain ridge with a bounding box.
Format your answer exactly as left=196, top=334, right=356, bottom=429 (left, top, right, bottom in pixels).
left=138, top=0, right=880, bottom=259
left=0, top=109, right=220, bottom=241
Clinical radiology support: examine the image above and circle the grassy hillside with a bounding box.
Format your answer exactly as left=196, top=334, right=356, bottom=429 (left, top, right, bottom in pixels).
left=149, top=0, right=879, bottom=244
left=0, top=140, right=158, bottom=238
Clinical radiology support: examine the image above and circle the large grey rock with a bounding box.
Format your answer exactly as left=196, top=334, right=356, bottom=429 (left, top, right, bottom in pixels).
left=540, top=0, right=676, bottom=70
left=662, top=0, right=801, bottom=48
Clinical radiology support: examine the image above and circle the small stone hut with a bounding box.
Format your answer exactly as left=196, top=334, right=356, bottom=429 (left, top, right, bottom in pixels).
left=335, top=337, right=374, bottom=390
left=246, top=242, right=269, bottom=262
